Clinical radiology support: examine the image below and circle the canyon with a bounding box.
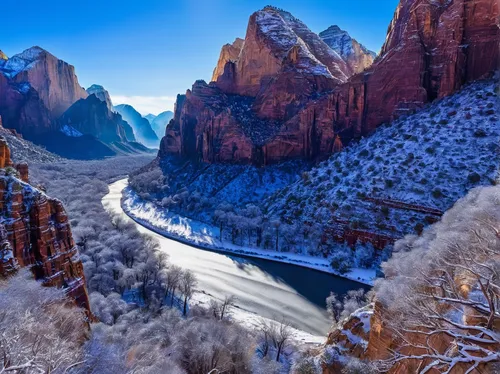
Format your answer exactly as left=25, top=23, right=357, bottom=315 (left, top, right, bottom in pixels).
left=160, top=0, right=499, bottom=165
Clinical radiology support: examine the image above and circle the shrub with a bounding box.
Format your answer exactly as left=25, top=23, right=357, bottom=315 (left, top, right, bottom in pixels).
left=468, top=172, right=481, bottom=184
left=330, top=250, right=354, bottom=274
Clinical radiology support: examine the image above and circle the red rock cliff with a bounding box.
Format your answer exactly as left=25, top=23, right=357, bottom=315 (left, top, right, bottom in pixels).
left=0, top=47, right=88, bottom=139
left=159, top=0, right=499, bottom=165
left=0, top=138, right=90, bottom=312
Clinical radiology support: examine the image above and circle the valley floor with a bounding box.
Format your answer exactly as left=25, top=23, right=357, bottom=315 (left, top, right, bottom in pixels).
left=122, top=183, right=376, bottom=285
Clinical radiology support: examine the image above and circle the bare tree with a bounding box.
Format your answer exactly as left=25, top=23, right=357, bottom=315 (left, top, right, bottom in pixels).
left=210, top=295, right=236, bottom=321
left=270, top=318, right=292, bottom=362
left=179, top=270, right=197, bottom=316
left=376, top=186, right=500, bottom=373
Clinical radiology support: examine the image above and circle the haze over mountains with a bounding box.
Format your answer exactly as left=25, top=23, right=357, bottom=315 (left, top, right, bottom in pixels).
left=0, top=47, right=162, bottom=158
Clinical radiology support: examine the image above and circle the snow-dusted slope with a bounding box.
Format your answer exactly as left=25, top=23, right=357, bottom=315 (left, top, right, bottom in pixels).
left=0, top=46, right=44, bottom=77
left=254, top=6, right=349, bottom=82
left=265, top=79, right=500, bottom=238
left=319, top=25, right=376, bottom=74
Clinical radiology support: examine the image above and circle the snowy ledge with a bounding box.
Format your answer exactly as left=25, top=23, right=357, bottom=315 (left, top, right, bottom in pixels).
left=121, top=187, right=375, bottom=286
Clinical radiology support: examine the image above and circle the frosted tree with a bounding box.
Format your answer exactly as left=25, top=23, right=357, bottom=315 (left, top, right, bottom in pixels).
left=180, top=270, right=197, bottom=316
left=376, top=186, right=500, bottom=373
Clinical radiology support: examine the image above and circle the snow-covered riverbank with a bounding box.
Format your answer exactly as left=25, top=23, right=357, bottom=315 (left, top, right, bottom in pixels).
left=122, top=186, right=376, bottom=286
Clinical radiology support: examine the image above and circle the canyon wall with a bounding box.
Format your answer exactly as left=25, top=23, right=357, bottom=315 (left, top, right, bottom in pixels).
left=0, top=137, right=90, bottom=312
left=160, top=0, right=499, bottom=165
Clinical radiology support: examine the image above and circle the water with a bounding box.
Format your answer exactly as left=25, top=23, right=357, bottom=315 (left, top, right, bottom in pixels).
left=103, top=179, right=369, bottom=337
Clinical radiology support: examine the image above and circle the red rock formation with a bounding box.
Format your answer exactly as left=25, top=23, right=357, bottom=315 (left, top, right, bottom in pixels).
left=211, top=38, right=244, bottom=82
left=160, top=0, right=499, bottom=165
left=0, top=140, right=90, bottom=312
left=6, top=47, right=88, bottom=118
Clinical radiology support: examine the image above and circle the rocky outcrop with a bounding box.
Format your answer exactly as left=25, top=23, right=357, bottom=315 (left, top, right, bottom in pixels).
left=160, top=0, right=499, bottom=165
left=86, top=84, right=114, bottom=112
left=60, top=95, right=136, bottom=144
left=211, top=38, right=244, bottom=82
left=319, top=25, right=376, bottom=74
left=0, top=140, right=90, bottom=311
left=2, top=47, right=88, bottom=118
left=0, top=50, right=7, bottom=62
left=114, top=104, right=159, bottom=147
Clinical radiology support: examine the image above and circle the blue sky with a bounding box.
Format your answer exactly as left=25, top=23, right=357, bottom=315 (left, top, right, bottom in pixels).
left=0, top=0, right=398, bottom=114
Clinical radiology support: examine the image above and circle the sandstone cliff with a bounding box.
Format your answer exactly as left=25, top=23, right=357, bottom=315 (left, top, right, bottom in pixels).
left=3, top=47, right=88, bottom=118
left=0, top=138, right=90, bottom=311
left=160, top=0, right=499, bottom=165
left=211, top=38, right=244, bottom=82
left=319, top=25, right=376, bottom=74
left=0, top=46, right=88, bottom=141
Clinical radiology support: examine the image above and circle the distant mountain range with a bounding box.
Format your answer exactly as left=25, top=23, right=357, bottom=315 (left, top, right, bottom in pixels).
left=144, top=111, right=174, bottom=138
left=0, top=47, right=156, bottom=158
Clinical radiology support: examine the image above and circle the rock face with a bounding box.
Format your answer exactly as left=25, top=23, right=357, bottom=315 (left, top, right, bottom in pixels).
left=86, top=84, right=114, bottom=112
left=319, top=25, right=376, bottom=74
left=160, top=0, right=499, bottom=165
left=0, top=139, right=90, bottom=312
left=114, top=104, right=159, bottom=147
left=211, top=38, right=244, bottom=82
left=0, top=50, right=7, bottom=62
left=2, top=47, right=88, bottom=118
left=0, top=46, right=89, bottom=143
left=60, top=95, right=136, bottom=144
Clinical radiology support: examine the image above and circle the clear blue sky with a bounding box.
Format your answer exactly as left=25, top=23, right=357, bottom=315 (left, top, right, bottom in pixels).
left=0, top=0, right=398, bottom=114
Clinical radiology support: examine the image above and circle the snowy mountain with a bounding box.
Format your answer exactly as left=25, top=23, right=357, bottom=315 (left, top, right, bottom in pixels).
left=319, top=25, right=376, bottom=74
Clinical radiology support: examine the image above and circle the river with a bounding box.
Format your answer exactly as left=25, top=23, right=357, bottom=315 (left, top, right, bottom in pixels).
left=102, top=179, right=368, bottom=338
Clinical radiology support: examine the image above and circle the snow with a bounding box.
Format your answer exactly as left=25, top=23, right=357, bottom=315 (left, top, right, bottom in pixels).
left=122, top=185, right=376, bottom=285
left=190, top=291, right=326, bottom=344
left=1, top=47, right=44, bottom=77
left=60, top=125, right=83, bottom=137
left=265, top=79, right=500, bottom=239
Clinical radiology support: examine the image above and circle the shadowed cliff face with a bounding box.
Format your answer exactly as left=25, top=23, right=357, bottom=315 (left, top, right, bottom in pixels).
left=160, top=0, right=499, bottom=166
left=0, top=137, right=90, bottom=312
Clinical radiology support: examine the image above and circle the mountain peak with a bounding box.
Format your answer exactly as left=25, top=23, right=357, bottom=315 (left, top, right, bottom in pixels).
left=0, top=50, right=7, bottom=61
left=86, top=84, right=113, bottom=111
left=319, top=25, right=376, bottom=74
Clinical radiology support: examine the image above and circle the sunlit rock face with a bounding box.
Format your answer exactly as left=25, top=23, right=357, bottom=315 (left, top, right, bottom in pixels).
left=319, top=25, right=376, bottom=74
left=0, top=139, right=90, bottom=312
left=160, top=0, right=499, bottom=166
left=211, top=38, right=244, bottom=83
left=3, top=47, right=88, bottom=118
left=0, top=46, right=88, bottom=139
left=86, top=84, right=114, bottom=112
